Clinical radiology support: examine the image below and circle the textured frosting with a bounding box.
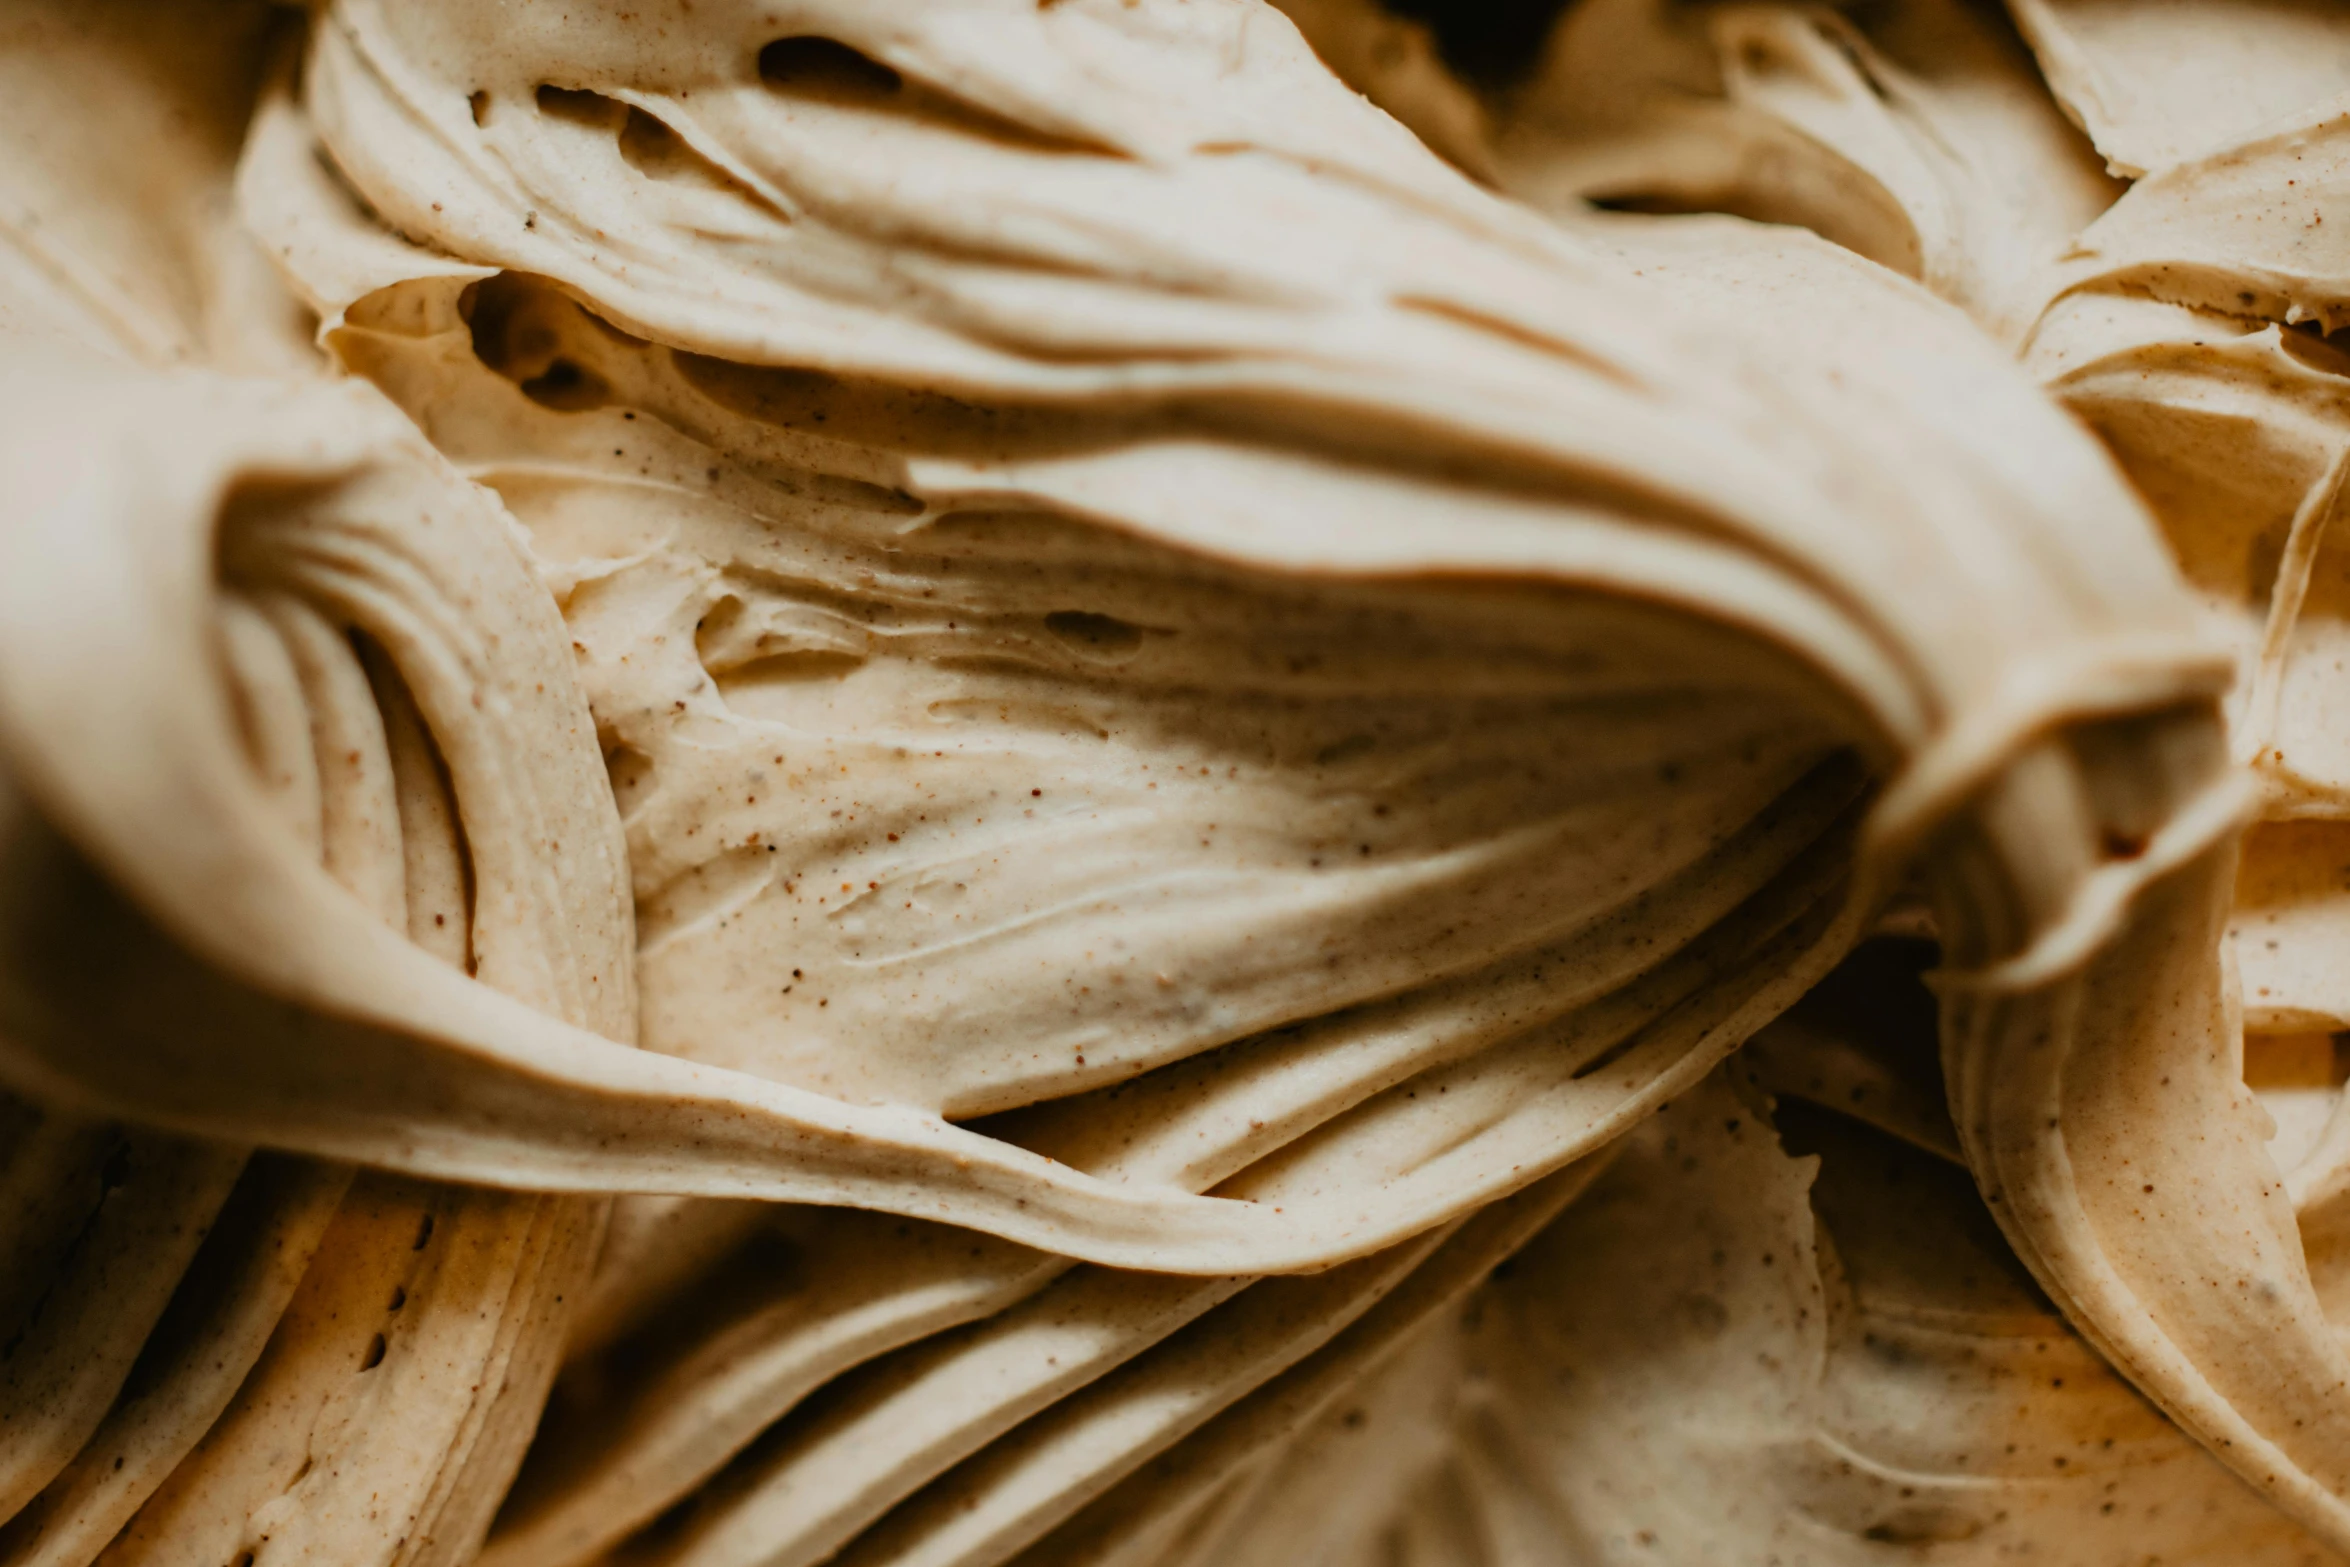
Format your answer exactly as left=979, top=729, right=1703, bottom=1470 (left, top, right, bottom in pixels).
left=1277, top=1, right=2350, bottom=1558
left=0, top=8, right=640, bottom=1565
left=1480, top=0, right=2120, bottom=343
left=1209, top=985, right=2336, bottom=1565
left=1, top=1, right=2344, bottom=1565
left=217, top=0, right=2235, bottom=1266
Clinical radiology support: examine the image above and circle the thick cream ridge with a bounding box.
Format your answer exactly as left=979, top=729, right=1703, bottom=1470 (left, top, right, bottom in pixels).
left=1, top=1, right=2344, bottom=1564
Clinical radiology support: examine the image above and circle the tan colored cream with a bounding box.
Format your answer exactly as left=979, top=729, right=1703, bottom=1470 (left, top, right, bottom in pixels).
left=2, top=2, right=2345, bottom=1565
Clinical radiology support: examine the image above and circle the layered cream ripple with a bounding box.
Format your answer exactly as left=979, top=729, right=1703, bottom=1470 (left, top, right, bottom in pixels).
left=0, top=1, right=2344, bottom=1563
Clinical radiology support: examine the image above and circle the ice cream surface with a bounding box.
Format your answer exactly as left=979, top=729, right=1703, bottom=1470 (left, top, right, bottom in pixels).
left=0, top=1, right=2345, bottom=1564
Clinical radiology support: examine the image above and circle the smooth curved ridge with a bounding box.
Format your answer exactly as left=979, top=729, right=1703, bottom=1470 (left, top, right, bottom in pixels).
left=10, top=2, right=2350, bottom=1565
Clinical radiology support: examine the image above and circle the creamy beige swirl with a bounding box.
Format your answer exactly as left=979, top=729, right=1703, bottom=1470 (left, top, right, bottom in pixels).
left=0, top=2, right=2329, bottom=1565
left=172, top=0, right=2227, bottom=1272
left=1197, top=949, right=2337, bottom=1565
left=0, top=5, right=631, bottom=1563
left=1315, top=0, right=2350, bottom=1555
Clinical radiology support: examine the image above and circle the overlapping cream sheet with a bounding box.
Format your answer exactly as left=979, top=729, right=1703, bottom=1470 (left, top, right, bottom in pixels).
left=1247, top=0, right=2350, bottom=1558
left=1, top=0, right=2340, bottom=1564
left=1181, top=946, right=2336, bottom=1566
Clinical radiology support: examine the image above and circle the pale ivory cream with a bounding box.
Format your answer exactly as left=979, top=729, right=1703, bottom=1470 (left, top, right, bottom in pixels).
left=0, top=0, right=2337, bottom=1564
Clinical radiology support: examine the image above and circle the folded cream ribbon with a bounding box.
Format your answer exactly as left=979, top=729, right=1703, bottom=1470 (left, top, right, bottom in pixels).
left=9, top=0, right=2346, bottom=1561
